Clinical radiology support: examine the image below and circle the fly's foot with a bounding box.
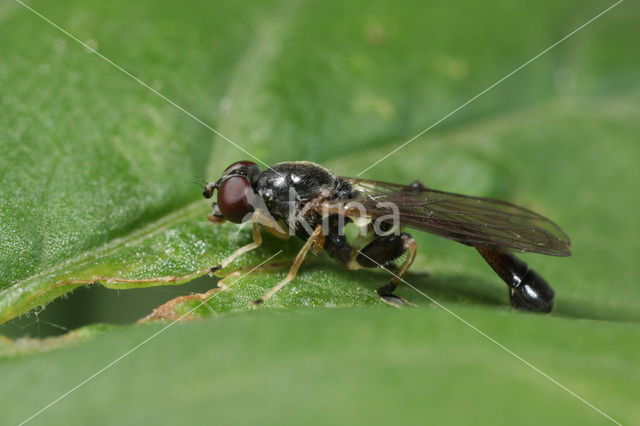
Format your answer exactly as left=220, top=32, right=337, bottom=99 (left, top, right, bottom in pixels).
left=252, top=298, right=264, bottom=307
left=209, top=265, right=222, bottom=276
left=376, top=282, right=408, bottom=307
left=379, top=294, right=408, bottom=307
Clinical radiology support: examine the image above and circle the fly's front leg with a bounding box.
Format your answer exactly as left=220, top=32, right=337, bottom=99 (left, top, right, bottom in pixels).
left=476, top=246, right=554, bottom=312
left=210, top=209, right=290, bottom=274
left=207, top=202, right=226, bottom=224
left=253, top=225, right=324, bottom=306
left=253, top=210, right=289, bottom=240
left=353, top=233, right=417, bottom=306
left=210, top=220, right=263, bottom=273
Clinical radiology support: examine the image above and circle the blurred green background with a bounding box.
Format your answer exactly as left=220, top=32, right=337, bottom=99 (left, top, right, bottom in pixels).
left=1, top=0, right=639, bottom=424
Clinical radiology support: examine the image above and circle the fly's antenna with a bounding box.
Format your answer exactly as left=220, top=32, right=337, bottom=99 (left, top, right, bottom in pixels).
left=189, top=176, right=218, bottom=198
left=202, top=180, right=219, bottom=199
left=189, top=176, right=208, bottom=190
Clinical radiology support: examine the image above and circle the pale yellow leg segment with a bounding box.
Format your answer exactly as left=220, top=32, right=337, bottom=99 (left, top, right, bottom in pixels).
left=392, top=238, right=417, bottom=286
left=253, top=225, right=323, bottom=306
left=253, top=210, right=289, bottom=239
left=211, top=221, right=262, bottom=273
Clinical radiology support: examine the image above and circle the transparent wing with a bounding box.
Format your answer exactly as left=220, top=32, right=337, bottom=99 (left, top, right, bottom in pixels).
left=319, top=178, right=571, bottom=256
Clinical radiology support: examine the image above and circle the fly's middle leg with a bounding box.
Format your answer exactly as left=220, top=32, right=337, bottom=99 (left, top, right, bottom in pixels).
left=252, top=225, right=324, bottom=306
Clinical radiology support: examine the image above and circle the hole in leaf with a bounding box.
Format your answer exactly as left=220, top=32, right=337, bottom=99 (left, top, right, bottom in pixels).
left=0, top=276, right=218, bottom=339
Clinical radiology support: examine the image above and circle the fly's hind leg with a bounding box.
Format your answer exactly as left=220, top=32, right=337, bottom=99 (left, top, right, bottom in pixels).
left=476, top=246, right=554, bottom=313
left=352, top=233, right=417, bottom=306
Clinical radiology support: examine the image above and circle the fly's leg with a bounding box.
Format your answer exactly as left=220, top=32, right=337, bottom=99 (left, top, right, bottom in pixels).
left=207, top=202, right=226, bottom=223
left=253, top=225, right=324, bottom=306
left=210, top=221, right=262, bottom=273
left=352, top=233, right=417, bottom=305
left=476, top=247, right=554, bottom=313
left=209, top=210, right=289, bottom=274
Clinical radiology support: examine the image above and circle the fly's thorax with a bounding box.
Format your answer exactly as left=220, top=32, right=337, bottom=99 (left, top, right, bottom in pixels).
left=256, top=161, right=339, bottom=220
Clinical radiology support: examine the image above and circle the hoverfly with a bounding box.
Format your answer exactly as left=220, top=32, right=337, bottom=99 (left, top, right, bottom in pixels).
left=203, top=161, right=570, bottom=312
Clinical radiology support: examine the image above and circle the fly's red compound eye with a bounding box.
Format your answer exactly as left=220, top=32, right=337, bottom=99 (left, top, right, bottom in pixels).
left=223, top=161, right=260, bottom=184
left=217, top=176, right=255, bottom=223
left=224, top=161, right=256, bottom=174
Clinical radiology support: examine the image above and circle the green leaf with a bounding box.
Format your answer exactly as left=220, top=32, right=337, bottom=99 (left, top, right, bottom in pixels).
left=2, top=0, right=639, bottom=323
left=2, top=307, right=639, bottom=425
left=1, top=0, right=640, bottom=423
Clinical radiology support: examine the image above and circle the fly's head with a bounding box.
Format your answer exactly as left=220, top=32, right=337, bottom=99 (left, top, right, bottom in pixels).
left=203, top=161, right=261, bottom=224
